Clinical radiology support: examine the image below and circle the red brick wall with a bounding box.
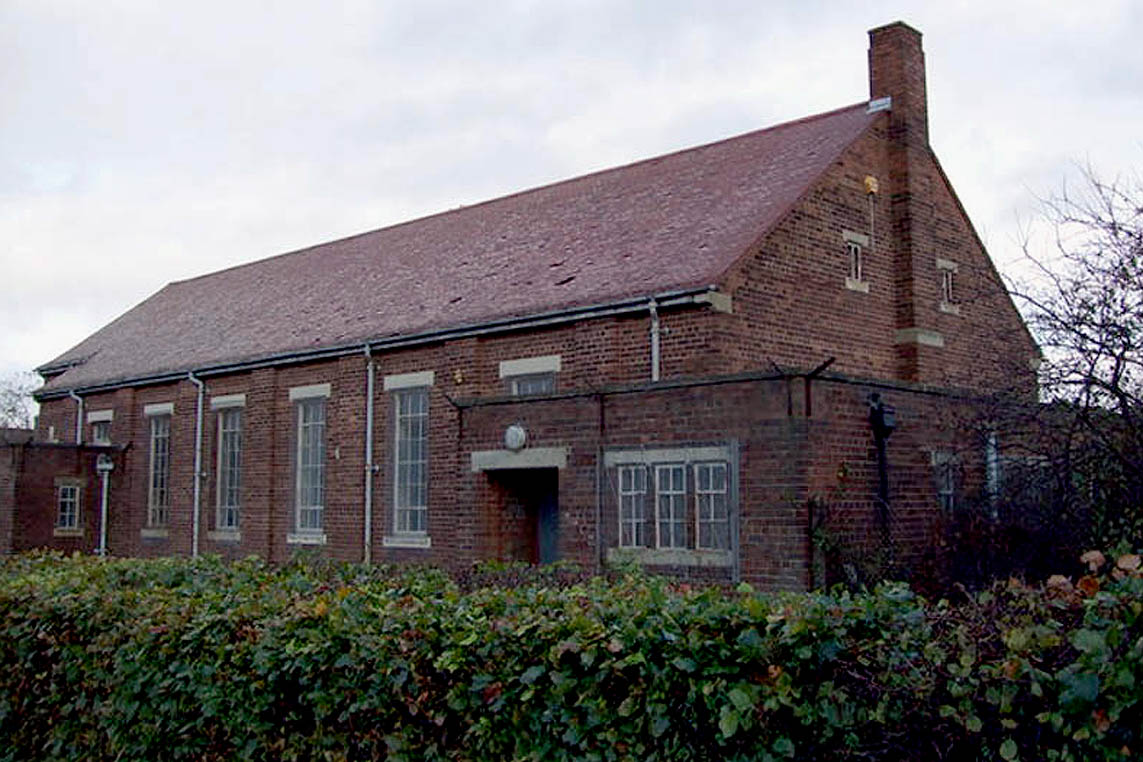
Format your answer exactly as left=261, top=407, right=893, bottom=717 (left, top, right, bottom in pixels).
left=0, top=446, right=17, bottom=553
left=29, top=350, right=992, bottom=591
left=715, top=124, right=1037, bottom=397
left=7, top=444, right=126, bottom=555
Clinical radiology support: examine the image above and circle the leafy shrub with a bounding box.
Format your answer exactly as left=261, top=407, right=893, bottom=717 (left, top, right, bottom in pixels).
left=0, top=551, right=1139, bottom=761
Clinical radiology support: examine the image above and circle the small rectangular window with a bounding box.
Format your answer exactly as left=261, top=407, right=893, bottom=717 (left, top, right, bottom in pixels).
left=91, top=420, right=111, bottom=445
left=695, top=462, right=729, bottom=550
left=216, top=407, right=242, bottom=530
left=394, top=388, right=429, bottom=534
left=655, top=464, right=686, bottom=549
left=148, top=415, right=171, bottom=527
left=937, top=259, right=960, bottom=313
left=618, top=465, right=647, bottom=548
left=933, top=451, right=958, bottom=513
left=295, top=398, right=326, bottom=532
left=510, top=373, right=555, bottom=396
left=57, top=485, right=80, bottom=530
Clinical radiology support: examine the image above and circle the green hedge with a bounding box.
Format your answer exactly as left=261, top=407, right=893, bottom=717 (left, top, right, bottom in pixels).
left=0, top=552, right=1140, bottom=761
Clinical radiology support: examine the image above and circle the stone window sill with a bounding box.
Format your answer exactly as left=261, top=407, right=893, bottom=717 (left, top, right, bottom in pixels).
left=606, top=547, right=733, bottom=568
left=940, top=301, right=961, bottom=316
left=53, top=527, right=83, bottom=538
left=140, top=527, right=169, bottom=540
left=287, top=532, right=327, bottom=546
left=383, top=534, right=432, bottom=549
left=207, top=529, right=242, bottom=543
left=845, top=277, right=870, bottom=293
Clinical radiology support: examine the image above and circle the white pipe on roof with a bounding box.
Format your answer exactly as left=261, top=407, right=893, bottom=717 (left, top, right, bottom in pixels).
left=649, top=299, right=661, bottom=383
left=188, top=372, right=205, bottom=558
left=68, top=390, right=83, bottom=444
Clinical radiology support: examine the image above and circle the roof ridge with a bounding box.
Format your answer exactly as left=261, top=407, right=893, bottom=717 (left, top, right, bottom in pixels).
left=169, top=101, right=872, bottom=288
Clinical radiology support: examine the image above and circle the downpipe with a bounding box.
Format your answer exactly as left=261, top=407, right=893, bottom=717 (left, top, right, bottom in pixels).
left=188, top=373, right=205, bottom=558
left=363, top=345, right=376, bottom=564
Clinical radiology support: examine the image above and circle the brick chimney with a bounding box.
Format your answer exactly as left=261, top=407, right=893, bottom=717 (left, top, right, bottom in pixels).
left=868, top=22, right=938, bottom=382
left=868, top=21, right=928, bottom=147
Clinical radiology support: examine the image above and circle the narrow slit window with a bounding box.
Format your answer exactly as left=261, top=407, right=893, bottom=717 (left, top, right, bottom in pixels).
left=941, top=269, right=956, bottom=304
left=847, top=241, right=863, bottom=282
left=936, top=458, right=957, bottom=513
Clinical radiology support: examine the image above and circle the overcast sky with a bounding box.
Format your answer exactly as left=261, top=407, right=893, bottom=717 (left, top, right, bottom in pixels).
left=2, top=1, right=1140, bottom=386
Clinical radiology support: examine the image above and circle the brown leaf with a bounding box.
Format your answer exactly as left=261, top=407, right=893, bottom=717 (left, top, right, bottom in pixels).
left=1077, top=575, right=1101, bottom=597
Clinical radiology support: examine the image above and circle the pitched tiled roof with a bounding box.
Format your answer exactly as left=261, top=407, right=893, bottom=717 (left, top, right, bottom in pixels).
left=39, top=103, right=875, bottom=392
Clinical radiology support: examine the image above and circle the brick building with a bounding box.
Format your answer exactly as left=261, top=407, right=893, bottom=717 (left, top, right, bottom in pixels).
left=13, top=22, right=1038, bottom=588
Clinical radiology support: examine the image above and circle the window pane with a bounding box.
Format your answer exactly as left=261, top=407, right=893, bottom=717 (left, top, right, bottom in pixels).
left=656, top=465, right=686, bottom=549
left=511, top=373, right=555, bottom=396
left=57, top=485, right=79, bottom=529
left=295, top=399, right=325, bottom=531
left=394, top=389, right=429, bottom=534
left=618, top=465, right=647, bottom=547
left=695, top=463, right=729, bottom=550
left=217, top=408, right=242, bottom=529
left=148, top=415, right=171, bottom=527
left=92, top=421, right=111, bottom=445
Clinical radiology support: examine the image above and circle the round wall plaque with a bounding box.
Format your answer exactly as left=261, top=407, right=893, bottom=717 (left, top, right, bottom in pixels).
left=504, top=424, right=527, bottom=452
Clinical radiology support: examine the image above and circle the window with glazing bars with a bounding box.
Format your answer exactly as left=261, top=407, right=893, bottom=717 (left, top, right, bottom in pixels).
left=394, top=388, right=428, bottom=533
left=91, top=420, right=111, bottom=445
left=510, top=373, right=555, bottom=396
left=655, top=464, right=686, bottom=548
left=216, top=408, right=242, bottom=530
left=295, top=398, right=325, bottom=531
left=148, top=415, right=171, bottom=527
left=57, top=485, right=79, bottom=529
left=695, top=462, right=729, bottom=549
left=618, top=464, right=647, bottom=547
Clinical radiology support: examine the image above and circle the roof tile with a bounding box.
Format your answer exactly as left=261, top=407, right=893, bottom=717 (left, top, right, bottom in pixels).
left=42, top=103, right=874, bottom=390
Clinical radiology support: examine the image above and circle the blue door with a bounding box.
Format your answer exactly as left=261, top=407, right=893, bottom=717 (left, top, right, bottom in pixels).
left=537, top=480, right=559, bottom=564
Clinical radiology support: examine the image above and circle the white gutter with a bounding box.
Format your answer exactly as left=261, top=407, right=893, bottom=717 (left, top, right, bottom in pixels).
left=68, top=391, right=84, bottom=444
left=188, top=372, right=205, bottom=558
left=363, top=345, right=376, bottom=564
left=648, top=299, right=661, bottom=382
